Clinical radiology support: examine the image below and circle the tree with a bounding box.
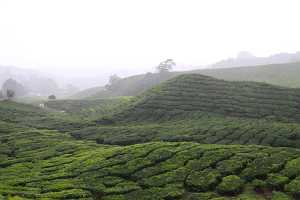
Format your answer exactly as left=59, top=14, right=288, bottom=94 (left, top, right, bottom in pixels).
left=2, top=78, right=27, bottom=97
left=7, top=90, right=15, bottom=100
left=105, top=74, right=121, bottom=90
left=0, top=91, right=3, bottom=99
left=48, top=94, right=56, bottom=100
left=156, top=59, right=176, bottom=73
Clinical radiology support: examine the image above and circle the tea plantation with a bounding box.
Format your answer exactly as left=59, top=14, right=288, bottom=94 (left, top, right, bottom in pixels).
left=2, top=74, right=300, bottom=199
left=2, top=122, right=300, bottom=200
left=110, top=74, right=300, bottom=122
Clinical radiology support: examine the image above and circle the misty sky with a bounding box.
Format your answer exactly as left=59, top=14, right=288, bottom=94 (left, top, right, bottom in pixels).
left=0, top=0, right=300, bottom=78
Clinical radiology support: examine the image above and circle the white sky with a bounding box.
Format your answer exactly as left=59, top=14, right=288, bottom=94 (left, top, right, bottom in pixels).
left=0, top=0, right=300, bottom=76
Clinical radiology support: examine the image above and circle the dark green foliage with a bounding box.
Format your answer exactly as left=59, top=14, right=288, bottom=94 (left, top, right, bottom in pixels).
left=186, top=169, right=221, bottom=192
left=71, top=117, right=300, bottom=148
left=251, top=179, right=267, bottom=191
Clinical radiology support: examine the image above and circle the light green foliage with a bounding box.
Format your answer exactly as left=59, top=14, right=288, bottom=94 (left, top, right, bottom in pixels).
left=266, top=174, right=289, bottom=189
left=282, top=158, right=300, bottom=178
left=285, top=177, right=300, bottom=198
left=216, top=175, right=244, bottom=194
left=272, top=191, right=291, bottom=200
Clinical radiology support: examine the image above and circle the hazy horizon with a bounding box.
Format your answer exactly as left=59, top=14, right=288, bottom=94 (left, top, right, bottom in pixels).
left=1, top=0, right=300, bottom=89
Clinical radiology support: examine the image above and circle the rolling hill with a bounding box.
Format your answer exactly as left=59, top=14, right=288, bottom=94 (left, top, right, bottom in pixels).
left=2, top=72, right=300, bottom=199
left=0, top=100, right=89, bottom=132
left=109, top=74, right=300, bottom=122
left=2, top=122, right=300, bottom=200
left=198, top=62, right=300, bottom=88
left=75, top=62, right=300, bottom=100
left=44, top=97, right=132, bottom=120
left=71, top=74, right=300, bottom=148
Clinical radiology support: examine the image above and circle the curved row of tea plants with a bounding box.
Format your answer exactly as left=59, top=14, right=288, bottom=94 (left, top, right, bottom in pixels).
left=71, top=116, right=300, bottom=148
left=1, top=125, right=300, bottom=200
left=44, top=97, right=132, bottom=120
left=0, top=101, right=90, bottom=132
left=110, top=74, right=300, bottom=123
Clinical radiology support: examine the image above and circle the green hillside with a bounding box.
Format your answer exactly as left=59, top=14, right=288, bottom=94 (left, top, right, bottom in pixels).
left=77, top=62, right=300, bottom=100
left=198, top=62, right=300, bottom=88
left=110, top=74, right=300, bottom=123
left=44, top=97, right=132, bottom=120
left=2, top=72, right=300, bottom=199
left=71, top=116, right=300, bottom=148
left=2, top=122, right=300, bottom=200
left=0, top=101, right=89, bottom=132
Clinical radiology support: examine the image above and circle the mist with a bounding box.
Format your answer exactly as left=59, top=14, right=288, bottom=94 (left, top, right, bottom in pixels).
left=1, top=0, right=300, bottom=94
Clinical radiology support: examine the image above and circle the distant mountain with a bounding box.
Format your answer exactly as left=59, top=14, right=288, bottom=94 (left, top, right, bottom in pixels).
left=211, top=51, right=300, bottom=68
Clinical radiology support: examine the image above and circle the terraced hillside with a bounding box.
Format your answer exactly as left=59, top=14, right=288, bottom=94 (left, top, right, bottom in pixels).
left=77, top=62, right=300, bottom=99
left=110, top=74, right=300, bottom=122
left=2, top=121, right=300, bottom=200
left=3, top=73, right=300, bottom=199
left=72, top=117, right=300, bottom=148
left=0, top=101, right=89, bottom=132
left=44, top=97, right=132, bottom=120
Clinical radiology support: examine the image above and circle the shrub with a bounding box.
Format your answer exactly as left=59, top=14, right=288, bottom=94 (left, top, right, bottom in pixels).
left=216, top=175, right=244, bottom=195
left=271, top=191, right=291, bottom=200
left=282, top=158, right=300, bottom=178
left=266, top=174, right=290, bottom=189
left=186, top=169, right=221, bottom=192
left=251, top=179, right=267, bottom=191
left=285, top=177, right=300, bottom=198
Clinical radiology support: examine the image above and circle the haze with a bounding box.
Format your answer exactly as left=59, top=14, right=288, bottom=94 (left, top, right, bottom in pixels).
left=1, top=0, right=300, bottom=87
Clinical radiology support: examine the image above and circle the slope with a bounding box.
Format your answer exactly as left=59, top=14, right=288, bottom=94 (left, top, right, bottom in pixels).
left=110, top=74, right=300, bottom=123
left=77, top=62, right=300, bottom=100
left=70, top=86, right=105, bottom=99
left=0, top=100, right=89, bottom=132
left=2, top=122, right=300, bottom=200
left=44, top=97, right=132, bottom=120
left=198, top=62, right=300, bottom=88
